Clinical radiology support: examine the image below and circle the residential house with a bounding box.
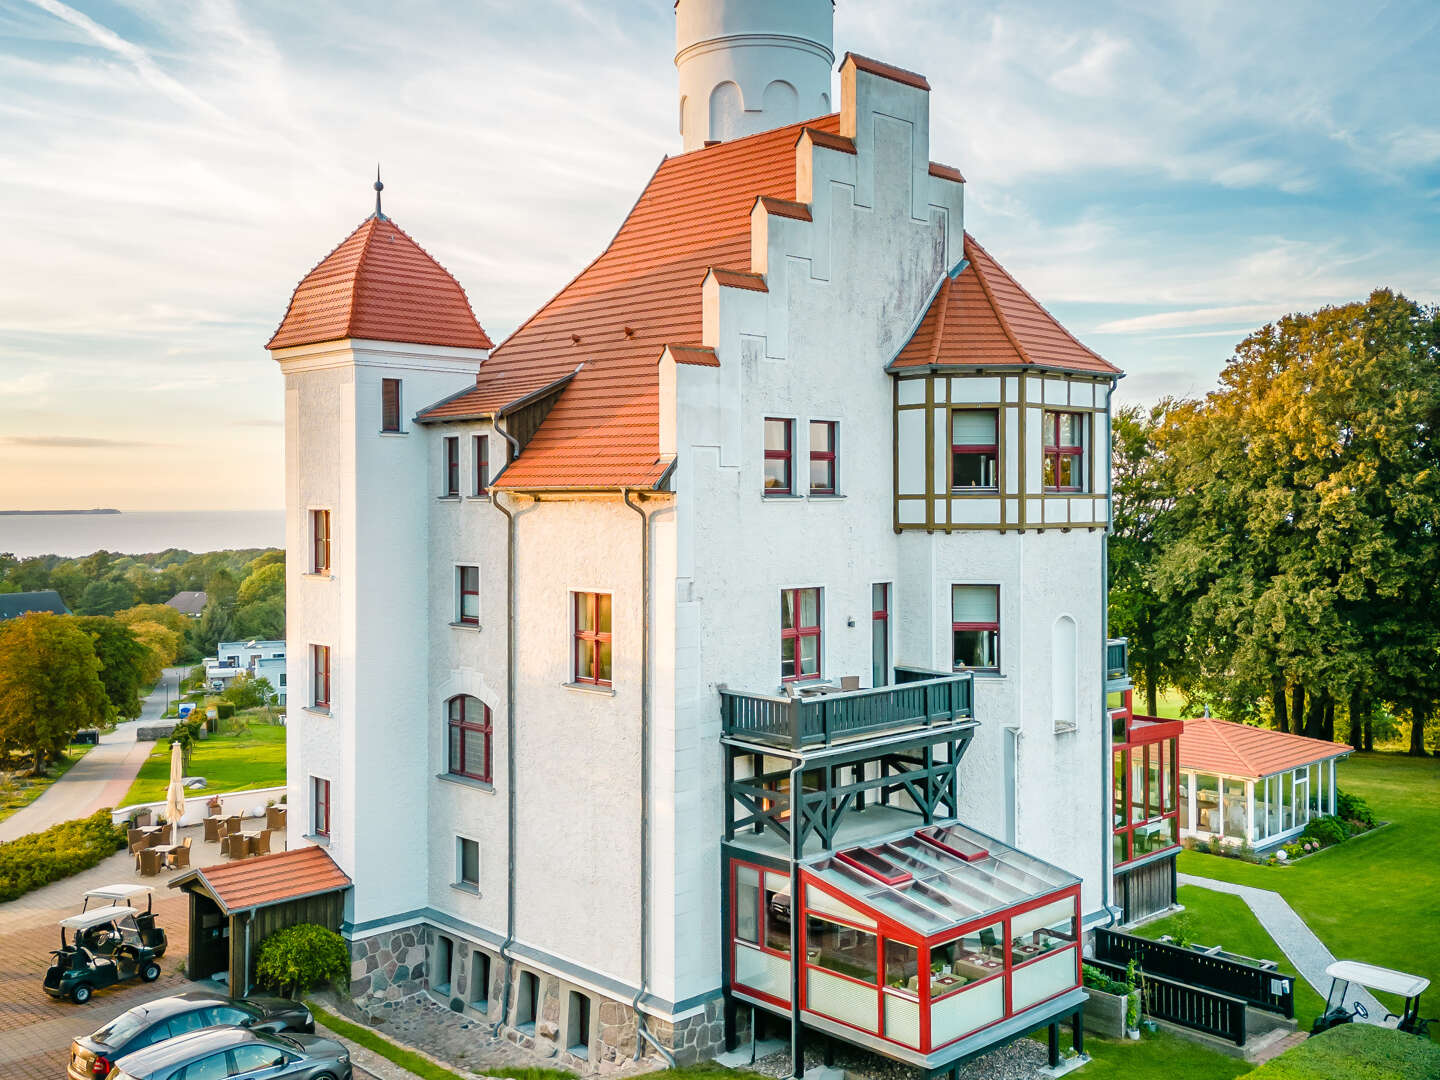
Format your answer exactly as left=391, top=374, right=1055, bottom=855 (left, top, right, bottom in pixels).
left=165, top=590, right=207, bottom=617
left=0, top=589, right=70, bottom=621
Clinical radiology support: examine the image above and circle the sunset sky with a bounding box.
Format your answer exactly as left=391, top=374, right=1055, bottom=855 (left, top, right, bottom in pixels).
left=2, top=0, right=1437, bottom=511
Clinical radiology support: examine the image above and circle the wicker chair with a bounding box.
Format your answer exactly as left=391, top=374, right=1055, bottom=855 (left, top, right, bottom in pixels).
left=136, top=849, right=163, bottom=876
left=156, top=823, right=173, bottom=846
left=169, top=837, right=193, bottom=870
left=253, top=830, right=271, bottom=856
left=128, top=828, right=147, bottom=855
left=203, top=816, right=221, bottom=843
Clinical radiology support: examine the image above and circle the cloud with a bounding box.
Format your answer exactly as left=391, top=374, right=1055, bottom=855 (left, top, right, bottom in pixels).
left=2, top=435, right=158, bottom=448
left=1093, top=304, right=1292, bottom=334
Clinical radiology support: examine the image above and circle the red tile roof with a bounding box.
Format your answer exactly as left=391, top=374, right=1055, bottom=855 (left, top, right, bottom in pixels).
left=416, top=368, right=578, bottom=422
left=481, top=115, right=843, bottom=490
left=268, top=216, right=492, bottom=351
left=845, top=53, right=931, bottom=92
left=1179, top=718, right=1352, bottom=781
left=707, top=268, right=768, bottom=292
left=757, top=195, right=812, bottom=221
left=666, top=345, right=720, bottom=367
left=890, top=235, right=1119, bottom=375
left=801, top=128, right=857, bottom=155
left=170, top=845, right=350, bottom=914
left=928, top=162, right=966, bottom=183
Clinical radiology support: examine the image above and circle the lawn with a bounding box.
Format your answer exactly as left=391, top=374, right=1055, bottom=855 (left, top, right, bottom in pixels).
left=120, top=722, right=286, bottom=807
left=1134, top=886, right=1328, bottom=1030
left=1043, top=1027, right=1249, bottom=1080
left=1177, top=752, right=1440, bottom=1027
left=0, top=744, right=95, bottom=823
left=1243, top=1022, right=1440, bottom=1080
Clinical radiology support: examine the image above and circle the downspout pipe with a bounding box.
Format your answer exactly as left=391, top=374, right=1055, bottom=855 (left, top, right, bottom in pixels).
left=622, top=488, right=674, bottom=1067
left=493, top=417, right=523, bottom=1028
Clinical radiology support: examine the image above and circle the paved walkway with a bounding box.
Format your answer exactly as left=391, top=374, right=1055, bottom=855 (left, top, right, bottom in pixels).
left=1177, top=873, right=1384, bottom=1020
left=0, top=668, right=185, bottom=843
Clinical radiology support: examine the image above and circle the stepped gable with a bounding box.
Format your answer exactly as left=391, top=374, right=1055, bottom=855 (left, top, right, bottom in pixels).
left=267, top=215, right=491, bottom=351
left=483, top=114, right=843, bottom=490
left=891, top=235, right=1118, bottom=375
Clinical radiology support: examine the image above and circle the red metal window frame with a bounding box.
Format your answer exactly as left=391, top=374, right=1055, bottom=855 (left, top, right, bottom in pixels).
left=872, top=583, right=890, bottom=687
left=444, top=436, right=460, bottom=495
left=311, top=644, right=330, bottom=708
left=573, top=592, right=612, bottom=686
left=312, top=776, right=330, bottom=838
left=473, top=435, right=489, bottom=496
left=381, top=378, right=402, bottom=432
left=1112, top=732, right=1182, bottom=867
left=950, top=409, right=999, bottom=491
left=458, top=566, right=479, bottom=625
left=764, top=418, right=793, bottom=495
left=311, top=509, right=330, bottom=574
left=729, top=858, right=795, bottom=999
left=1042, top=411, right=1085, bottom=492
left=447, top=695, right=492, bottom=783
left=780, top=587, right=822, bottom=682
left=809, top=420, right=836, bottom=494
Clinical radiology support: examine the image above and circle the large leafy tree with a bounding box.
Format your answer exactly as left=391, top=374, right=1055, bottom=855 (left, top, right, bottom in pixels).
left=0, top=613, right=109, bottom=772
left=68, top=616, right=153, bottom=721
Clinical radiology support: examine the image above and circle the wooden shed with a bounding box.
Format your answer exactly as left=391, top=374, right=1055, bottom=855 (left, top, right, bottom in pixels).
left=170, top=846, right=351, bottom=994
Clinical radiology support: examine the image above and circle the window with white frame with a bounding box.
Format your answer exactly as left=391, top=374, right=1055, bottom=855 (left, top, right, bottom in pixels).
left=952, top=586, right=1000, bottom=671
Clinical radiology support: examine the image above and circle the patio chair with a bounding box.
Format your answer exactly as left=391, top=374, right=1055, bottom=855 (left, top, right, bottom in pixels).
left=225, top=815, right=243, bottom=835
left=156, top=823, right=173, bottom=846
left=169, top=837, right=193, bottom=870
left=128, top=829, right=147, bottom=855
left=137, top=849, right=164, bottom=876
left=253, top=830, right=271, bottom=856
left=231, top=837, right=251, bottom=860
left=204, top=816, right=222, bottom=842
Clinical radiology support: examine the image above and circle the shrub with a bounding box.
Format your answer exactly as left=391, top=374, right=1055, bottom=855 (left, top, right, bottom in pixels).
left=255, top=923, right=350, bottom=999
left=1281, top=842, right=1305, bottom=860
left=0, top=809, right=126, bottom=901
left=1335, top=790, right=1376, bottom=830
left=1302, top=815, right=1347, bottom=847
left=1082, top=963, right=1133, bottom=995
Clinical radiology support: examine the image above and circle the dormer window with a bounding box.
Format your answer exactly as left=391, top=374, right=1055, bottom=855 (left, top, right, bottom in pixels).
left=951, top=410, right=998, bottom=490
left=1042, top=411, right=1085, bottom=492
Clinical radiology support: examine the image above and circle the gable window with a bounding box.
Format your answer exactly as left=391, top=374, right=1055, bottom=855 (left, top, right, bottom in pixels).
left=311, top=776, right=330, bottom=838
left=443, top=436, right=460, bottom=496
left=311, top=509, right=331, bottom=574
left=311, top=644, right=331, bottom=708
left=780, top=587, right=821, bottom=682
left=763, top=418, right=793, bottom=495
left=447, top=695, right=492, bottom=782
left=573, top=592, right=612, bottom=686
left=952, top=586, right=1000, bottom=672
left=1042, top=411, right=1085, bottom=492
left=951, top=410, right=999, bottom=490
left=809, top=421, right=836, bottom=494
left=872, top=583, right=890, bottom=687
left=473, top=435, right=489, bottom=496
left=457, top=566, right=479, bottom=626
left=381, top=378, right=402, bottom=433
left=457, top=837, right=480, bottom=888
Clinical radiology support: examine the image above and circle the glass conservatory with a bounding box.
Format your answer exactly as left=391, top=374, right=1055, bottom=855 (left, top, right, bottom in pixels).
left=727, top=823, right=1082, bottom=1062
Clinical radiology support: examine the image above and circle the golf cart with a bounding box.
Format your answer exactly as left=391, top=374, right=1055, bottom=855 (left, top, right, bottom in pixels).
left=1311, top=960, right=1434, bottom=1037
left=82, top=884, right=167, bottom=956
left=43, top=906, right=162, bottom=1003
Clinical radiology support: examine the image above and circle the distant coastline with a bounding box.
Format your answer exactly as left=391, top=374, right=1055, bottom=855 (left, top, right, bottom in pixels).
left=0, top=508, right=120, bottom=516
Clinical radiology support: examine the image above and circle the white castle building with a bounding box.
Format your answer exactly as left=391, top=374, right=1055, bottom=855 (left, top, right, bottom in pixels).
left=272, top=1, right=1179, bottom=1073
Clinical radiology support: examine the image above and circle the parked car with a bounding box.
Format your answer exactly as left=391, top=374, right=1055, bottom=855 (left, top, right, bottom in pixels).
left=69, top=991, right=315, bottom=1079
left=110, top=1027, right=350, bottom=1080
left=43, top=907, right=162, bottom=1003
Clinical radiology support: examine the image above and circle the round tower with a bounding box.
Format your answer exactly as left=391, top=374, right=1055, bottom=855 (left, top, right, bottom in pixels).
left=675, top=0, right=834, bottom=152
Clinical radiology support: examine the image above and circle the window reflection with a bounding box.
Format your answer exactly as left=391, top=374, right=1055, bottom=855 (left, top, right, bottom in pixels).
left=931, top=924, right=1003, bottom=998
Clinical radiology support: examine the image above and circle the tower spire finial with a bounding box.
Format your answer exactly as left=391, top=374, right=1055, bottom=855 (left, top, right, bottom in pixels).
left=373, top=164, right=385, bottom=219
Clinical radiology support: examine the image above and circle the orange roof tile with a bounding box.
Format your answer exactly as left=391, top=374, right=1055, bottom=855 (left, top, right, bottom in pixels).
left=1179, top=718, right=1352, bottom=781
left=800, top=127, right=857, bottom=155
left=707, top=268, right=768, bottom=292
left=481, top=115, right=843, bottom=490
left=756, top=195, right=812, bottom=221
left=268, top=216, right=492, bottom=351
left=417, top=367, right=579, bottom=422
left=170, top=845, right=350, bottom=914
left=845, top=53, right=931, bottom=91
left=666, top=345, right=719, bottom=367
left=890, top=234, right=1119, bottom=375
left=929, top=162, right=966, bottom=183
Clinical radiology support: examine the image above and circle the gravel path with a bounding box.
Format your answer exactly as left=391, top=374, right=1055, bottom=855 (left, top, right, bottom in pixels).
left=745, top=1035, right=1053, bottom=1080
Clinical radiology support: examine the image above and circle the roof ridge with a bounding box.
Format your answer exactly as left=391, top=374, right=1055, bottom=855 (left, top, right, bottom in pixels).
left=375, top=217, right=493, bottom=348
left=671, top=112, right=837, bottom=160
left=927, top=276, right=952, bottom=366
left=347, top=217, right=380, bottom=339
left=265, top=216, right=372, bottom=349
left=967, top=241, right=1032, bottom=365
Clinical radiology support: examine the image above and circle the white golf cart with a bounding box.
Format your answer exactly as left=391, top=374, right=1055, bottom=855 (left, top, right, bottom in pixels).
left=81, top=883, right=167, bottom=955
left=42, top=906, right=162, bottom=1003
left=1312, top=960, right=1434, bottom=1038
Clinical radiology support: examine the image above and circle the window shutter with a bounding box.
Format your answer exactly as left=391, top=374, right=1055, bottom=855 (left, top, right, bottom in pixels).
left=951, top=410, right=998, bottom=445
left=952, top=586, right=998, bottom=624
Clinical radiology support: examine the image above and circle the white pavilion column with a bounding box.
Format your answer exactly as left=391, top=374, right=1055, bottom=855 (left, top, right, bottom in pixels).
left=1246, top=781, right=1256, bottom=843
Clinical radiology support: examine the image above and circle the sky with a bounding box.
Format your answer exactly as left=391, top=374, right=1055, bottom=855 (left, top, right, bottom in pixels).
left=0, top=0, right=1436, bottom=512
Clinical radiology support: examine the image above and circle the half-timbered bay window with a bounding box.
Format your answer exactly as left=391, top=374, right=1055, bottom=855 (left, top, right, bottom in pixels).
left=473, top=435, right=489, bottom=496
left=311, top=644, right=331, bottom=709
left=381, top=377, right=402, bottom=433
left=1041, top=411, right=1085, bottom=492
left=950, top=410, right=998, bottom=490
left=780, top=587, right=821, bottom=682
left=443, top=436, right=460, bottom=496
left=447, top=695, right=492, bottom=783
left=311, top=509, right=331, bottom=574
left=809, top=421, right=836, bottom=494
left=764, top=418, right=793, bottom=495
left=456, top=566, right=479, bottom=625
left=573, top=592, right=612, bottom=686
left=951, top=586, right=999, bottom=672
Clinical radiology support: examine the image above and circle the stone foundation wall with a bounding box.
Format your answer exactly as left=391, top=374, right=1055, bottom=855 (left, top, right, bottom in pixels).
left=348, top=923, right=430, bottom=1005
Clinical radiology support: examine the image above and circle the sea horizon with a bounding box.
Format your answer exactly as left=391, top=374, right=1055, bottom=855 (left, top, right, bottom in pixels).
left=0, top=509, right=286, bottom=559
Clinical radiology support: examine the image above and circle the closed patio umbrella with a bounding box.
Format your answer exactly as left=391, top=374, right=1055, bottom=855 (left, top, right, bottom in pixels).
left=165, top=740, right=187, bottom=826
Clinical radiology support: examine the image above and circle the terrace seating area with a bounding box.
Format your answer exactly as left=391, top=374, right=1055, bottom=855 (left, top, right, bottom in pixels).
left=128, top=802, right=287, bottom=877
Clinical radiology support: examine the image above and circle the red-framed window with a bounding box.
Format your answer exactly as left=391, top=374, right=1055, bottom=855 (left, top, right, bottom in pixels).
left=871, top=583, right=890, bottom=687
left=780, top=587, right=821, bottom=682
left=457, top=566, right=479, bottom=625
left=447, top=695, right=492, bottom=783
left=809, top=421, right=836, bottom=494
left=763, top=418, right=793, bottom=495
left=1042, top=411, right=1085, bottom=492
left=443, top=436, right=460, bottom=496
left=311, top=509, right=331, bottom=574
left=951, top=585, right=999, bottom=671
left=573, top=592, right=612, bottom=686
left=311, top=644, right=331, bottom=708
left=1112, top=736, right=1180, bottom=866
left=381, top=378, right=402, bottom=432
left=473, top=435, right=489, bottom=496
left=951, top=409, right=999, bottom=490
left=311, top=776, right=330, bottom=838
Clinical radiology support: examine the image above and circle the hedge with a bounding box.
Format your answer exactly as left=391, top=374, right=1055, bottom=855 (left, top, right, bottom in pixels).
left=1241, top=1023, right=1440, bottom=1080
left=0, top=809, right=126, bottom=901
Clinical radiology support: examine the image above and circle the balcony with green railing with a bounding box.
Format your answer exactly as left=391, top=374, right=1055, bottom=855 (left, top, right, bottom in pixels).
left=719, top=665, right=974, bottom=750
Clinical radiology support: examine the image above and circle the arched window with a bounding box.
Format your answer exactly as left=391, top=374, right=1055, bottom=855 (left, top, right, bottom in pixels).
left=1051, top=616, right=1077, bottom=733
left=447, top=695, right=492, bottom=783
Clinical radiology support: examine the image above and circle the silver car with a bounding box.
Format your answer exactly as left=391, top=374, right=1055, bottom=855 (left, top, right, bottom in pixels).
left=110, top=1025, right=351, bottom=1080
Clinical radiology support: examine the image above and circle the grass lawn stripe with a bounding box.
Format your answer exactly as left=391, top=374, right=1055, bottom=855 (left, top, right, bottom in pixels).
left=120, top=722, right=286, bottom=807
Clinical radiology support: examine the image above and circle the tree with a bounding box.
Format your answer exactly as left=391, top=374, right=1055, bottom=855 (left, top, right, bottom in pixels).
left=237, top=562, right=284, bottom=607
left=75, top=578, right=137, bottom=617
left=126, top=620, right=181, bottom=675
left=229, top=597, right=284, bottom=641
left=0, top=613, right=108, bottom=773
left=115, top=603, right=191, bottom=635
left=68, top=616, right=153, bottom=721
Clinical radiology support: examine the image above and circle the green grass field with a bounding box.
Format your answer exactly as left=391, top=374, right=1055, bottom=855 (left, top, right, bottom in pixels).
left=1043, top=1027, right=1249, bottom=1080
left=1177, top=752, right=1440, bottom=1027
left=120, top=722, right=286, bottom=807
left=0, top=744, right=95, bottom=823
